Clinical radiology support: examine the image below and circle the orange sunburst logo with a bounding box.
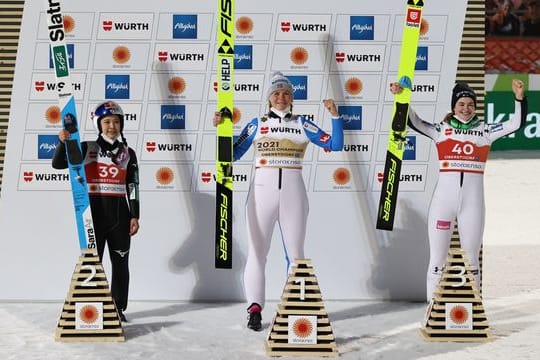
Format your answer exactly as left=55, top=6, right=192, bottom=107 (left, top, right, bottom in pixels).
left=259, top=158, right=267, bottom=166
left=79, top=305, right=99, bottom=324
left=168, top=76, right=186, bottom=95
left=89, top=184, right=99, bottom=193
left=292, top=318, right=313, bottom=338
left=45, top=105, right=61, bottom=124
left=333, top=167, right=351, bottom=185
left=156, top=167, right=174, bottom=185
left=442, top=161, right=450, bottom=168
left=232, top=107, right=241, bottom=124
left=63, top=15, right=75, bottom=33
left=449, top=305, right=469, bottom=324
left=420, top=18, right=429, bottom=36
left=290, top=47, right=309, bottom=65
left=113, top=46, right=131, bottom=64
left=345, top=77, right=363, bottom=96
left=236, top=16, right=253, bottom=34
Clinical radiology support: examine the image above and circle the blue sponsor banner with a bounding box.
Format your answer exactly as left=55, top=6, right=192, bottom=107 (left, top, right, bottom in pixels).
left=339, top=105, right=362, bottom=130
left=105, top=74, right=130, bottom=99
left=161, top=105, right=186, bottom=129
left=416, top=46, right=428, bottom=71
left=173, top=14, right=198, bottom=39
left=404, top=135, right=417, bottom=160
left=350, top=16, right=374, bottom=40
left=286, top=75, right=308, bottom=100
left=49, top=44, right=74, bottom=69
left=37, top=134, right=59, bottom=159
left=234, top=45, right=253, bottom=70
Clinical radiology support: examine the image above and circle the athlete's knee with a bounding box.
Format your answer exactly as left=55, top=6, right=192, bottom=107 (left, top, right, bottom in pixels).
left=429, top=265, right=445, bottom=277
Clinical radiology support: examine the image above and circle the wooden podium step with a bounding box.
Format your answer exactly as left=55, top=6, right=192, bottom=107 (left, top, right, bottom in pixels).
left=55, top=249, right=125, bottom=342
left=266, top=259, right=338, bottom=357
left=420, top=247, right=491, bottom=342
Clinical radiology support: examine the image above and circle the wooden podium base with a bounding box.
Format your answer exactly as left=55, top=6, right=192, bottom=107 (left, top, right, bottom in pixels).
left=266, top=259, right=338, bottom=357
left=420, top=247, right=491, bottom=342
left=55, top=249, right=125, bottom=342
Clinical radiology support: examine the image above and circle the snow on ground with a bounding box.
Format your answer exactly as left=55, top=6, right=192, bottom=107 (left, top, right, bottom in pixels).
left=1, top=152, right=539, bottom=360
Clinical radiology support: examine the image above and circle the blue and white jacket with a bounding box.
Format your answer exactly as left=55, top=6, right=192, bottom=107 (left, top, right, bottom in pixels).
left=233, top=110, right=344, bottom=168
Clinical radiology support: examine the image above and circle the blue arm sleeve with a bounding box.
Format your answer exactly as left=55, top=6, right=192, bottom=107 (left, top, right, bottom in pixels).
left=301, top=117, right=344, bottom=151
left=233, top=118, right=258, bottom=161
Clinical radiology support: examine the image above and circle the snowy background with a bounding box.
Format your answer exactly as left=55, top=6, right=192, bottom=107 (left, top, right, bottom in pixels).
left=1, top=151, right=539, bottom=360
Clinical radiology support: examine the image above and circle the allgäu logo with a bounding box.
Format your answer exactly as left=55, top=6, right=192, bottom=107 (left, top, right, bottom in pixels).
left=234, top=45, right=253, bottom=70
left=350, top=16, right=374, bottom=40
left=173, top=14, right=197, bottom=39
left=105, top=74, right=130, bottom=99
left=286, top=75, right=308, bottom=100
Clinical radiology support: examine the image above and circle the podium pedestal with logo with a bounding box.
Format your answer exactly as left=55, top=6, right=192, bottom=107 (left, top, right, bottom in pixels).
left=265, top=259, right=338, bottom=357
left=55, top=249, right=125, bottom=342
left=419, top=244, right=491, bottom=342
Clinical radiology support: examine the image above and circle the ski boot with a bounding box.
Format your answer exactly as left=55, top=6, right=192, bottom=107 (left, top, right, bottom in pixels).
left=247, top=303, right=262, bottom=331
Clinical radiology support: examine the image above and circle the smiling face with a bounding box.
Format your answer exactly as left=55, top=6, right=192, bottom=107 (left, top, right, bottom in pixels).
left=100, top=115, right=122, bottom=140
left=453, top=97, right=476, bottom=122
left=269, top=90, right=293, bottom=111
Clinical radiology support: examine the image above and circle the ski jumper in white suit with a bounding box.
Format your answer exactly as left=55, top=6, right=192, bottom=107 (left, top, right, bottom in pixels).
left=233, top=109, right=344, bottom=308
left=408, top=98, right=527, bottom=300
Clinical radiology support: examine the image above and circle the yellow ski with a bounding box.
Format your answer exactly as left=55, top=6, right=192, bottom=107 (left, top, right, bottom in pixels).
left=215, top=0, right=234, bottom=268
left=377, top=0, right=424, bottom=231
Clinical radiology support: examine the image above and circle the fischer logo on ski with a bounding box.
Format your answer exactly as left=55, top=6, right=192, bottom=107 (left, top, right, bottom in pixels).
left=376, top=0, right=424, bottom=231
left=45, top=0, right=96, bottom=251
left=215, top=0, right=234, bottom=269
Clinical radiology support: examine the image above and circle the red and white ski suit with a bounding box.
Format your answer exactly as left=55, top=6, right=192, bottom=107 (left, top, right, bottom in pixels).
left=408, top=98, right=527, bottom=300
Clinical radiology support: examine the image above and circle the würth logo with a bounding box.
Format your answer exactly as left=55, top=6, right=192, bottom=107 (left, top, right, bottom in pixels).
left=281, top=22, right=291, bottom=32
left=201, top=171, right=212, bottom=183
left=102, top=21, right=113, bottom=31
left=146, top=142, right=156, bottom=152
left=35, top=81, right=45, bottom=92
left=23, top=171, right=34, bottom=182
left=158, top=51, right=168, bottom=62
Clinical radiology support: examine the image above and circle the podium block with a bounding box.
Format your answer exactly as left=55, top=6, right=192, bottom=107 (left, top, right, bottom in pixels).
left=55, top=249, right=125, bottom=342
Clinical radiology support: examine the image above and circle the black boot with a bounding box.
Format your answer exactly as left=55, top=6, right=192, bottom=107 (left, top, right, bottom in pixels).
left=118, top=309, right=127, bottom=323
left=247, top=303, right=262, bottom=331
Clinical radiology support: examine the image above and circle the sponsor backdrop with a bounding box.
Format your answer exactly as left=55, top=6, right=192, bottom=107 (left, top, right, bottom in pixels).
left=0, top=0, right=468, bottom=301
left=486, top=74, right=540, bottom=151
